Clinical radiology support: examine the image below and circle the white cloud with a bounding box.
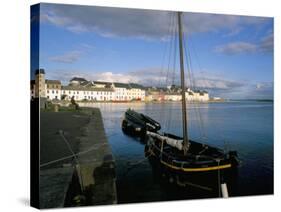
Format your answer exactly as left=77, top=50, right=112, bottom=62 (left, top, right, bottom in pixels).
left=39, top=3, right=269, bottom=40
left=259, top=33, right=273, bottom=52
left=214, top=32, right=273, bottom=55
left=49, top=50, right=82, bottom=63
left=215, top=42, right=257, bottom=54
left=47, top=68, right=167, bottom=86
left=93, top=72, right=135, bottom=83
left=223, top=27, right=243, bottom=37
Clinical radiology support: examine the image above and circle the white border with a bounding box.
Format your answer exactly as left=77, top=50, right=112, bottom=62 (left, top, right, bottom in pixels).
left=0, top=0, right=280, bottom=211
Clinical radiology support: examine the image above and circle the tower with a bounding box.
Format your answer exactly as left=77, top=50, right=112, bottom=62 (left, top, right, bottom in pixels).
left=35, top=69, right=46, bottom=98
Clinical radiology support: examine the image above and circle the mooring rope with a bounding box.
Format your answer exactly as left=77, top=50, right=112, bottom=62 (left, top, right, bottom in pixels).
left=40, top=141, right=107, bottom=168
left=40, top=125, right=120, bottom=169
left=40, top=130, right=86, bottom=192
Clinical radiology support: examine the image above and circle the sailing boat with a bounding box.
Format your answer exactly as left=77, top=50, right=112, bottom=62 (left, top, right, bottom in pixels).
left=122, top=12, right=239, bottom=176
left=144, top=12, right=239, bottom=174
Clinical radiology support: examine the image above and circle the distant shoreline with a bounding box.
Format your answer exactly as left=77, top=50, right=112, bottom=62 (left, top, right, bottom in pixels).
left=229, top=99, right=274, bottom=102
left=47, top=98, right=274, bottom=106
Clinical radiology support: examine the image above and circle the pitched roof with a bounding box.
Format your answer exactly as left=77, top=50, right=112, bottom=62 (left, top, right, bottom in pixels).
left=80, top=81, right=92, bottom=86
left=113, top=82, right=131, bottom=89
left=93, top=81, right=112, bottom=85
left=129, top=83, right=144, bottom=89
left=70, top=77, right=87, bottom=82
left=46, top=80, right=61, bottom=84
left=61, top=85, right=114, bottom=92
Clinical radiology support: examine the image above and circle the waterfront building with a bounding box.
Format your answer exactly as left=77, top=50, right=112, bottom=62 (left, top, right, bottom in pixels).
left=31, top=70, right=146, bottom=102
left=185, top=90, right=209, bottom=102
left=30, top=69, right=209, bottom=102
left=61, top=85, right=114, bottom=101
left=117, top=83, right=145, bottom=101
left=46, top=80, right=62, bottom=100
left=163, top=87, right=209, bottom=102
left=164, top=93, right=182, bottom=101
left=113, top=82, right=130, bottom=101
left=35, top=69, right=46, bottom=98
left=31, top=69, right=62, bottom=100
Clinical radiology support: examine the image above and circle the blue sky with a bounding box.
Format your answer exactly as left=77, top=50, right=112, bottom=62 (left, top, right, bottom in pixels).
left=31, top=3, right=273, bottom=99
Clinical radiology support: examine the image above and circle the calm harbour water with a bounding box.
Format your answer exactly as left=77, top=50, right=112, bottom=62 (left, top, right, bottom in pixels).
left=81, top=101, right=273, bottom=203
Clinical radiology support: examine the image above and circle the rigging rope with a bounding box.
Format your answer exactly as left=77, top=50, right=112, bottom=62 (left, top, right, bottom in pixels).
left=166, top=18, right=178, bottom=131
left=188, top=47, right=206, bottom=140
left=158, top=12, right=174, bottom=88
left=183, top=23, right=232, bottom=147
left=187, top=35, right=230, bottom=151
left=182, top=29, right=206, bottom=142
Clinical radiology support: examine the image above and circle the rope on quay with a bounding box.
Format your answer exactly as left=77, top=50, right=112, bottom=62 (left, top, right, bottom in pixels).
left=59, top=130, right=85, bottom=191
left=41, top=129, right=117, bottom=168
left=40, top=142, right=105, bottom=168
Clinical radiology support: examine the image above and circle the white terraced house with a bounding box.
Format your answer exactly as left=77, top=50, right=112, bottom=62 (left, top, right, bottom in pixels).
left=30, top=70, right=146, bottom=101
left=31, top=69, right=208, bottom=102
left=145, top=86, right=209, bottom=102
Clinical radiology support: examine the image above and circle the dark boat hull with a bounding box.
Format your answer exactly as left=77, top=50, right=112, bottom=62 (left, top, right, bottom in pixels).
left=145, top=133, right=239, bottom=174
left=144, top=132, right=239, bottom=195
left=122, top=109, right=161, bottom=139
left=147, top=155, right=239, bottom=196
left=122, top=119, right=146, bottom=139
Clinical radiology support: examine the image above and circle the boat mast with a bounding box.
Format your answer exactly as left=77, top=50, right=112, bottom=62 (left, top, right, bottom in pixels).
left=177, top=11, right=189, bottom=155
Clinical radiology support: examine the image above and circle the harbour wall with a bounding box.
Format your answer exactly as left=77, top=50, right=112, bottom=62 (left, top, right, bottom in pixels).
left=39, top=107, right=117, bottom=208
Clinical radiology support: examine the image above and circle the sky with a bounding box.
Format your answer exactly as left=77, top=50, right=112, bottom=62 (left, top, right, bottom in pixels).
left=31, top=3, right=274, bottom=99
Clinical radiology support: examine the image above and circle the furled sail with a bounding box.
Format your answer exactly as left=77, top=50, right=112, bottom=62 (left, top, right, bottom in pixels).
left=146, top=131, right=183, bottom=151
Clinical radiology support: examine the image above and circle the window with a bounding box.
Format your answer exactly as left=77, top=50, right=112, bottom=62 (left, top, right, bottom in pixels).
left=52, top=90, right=54, bottom=94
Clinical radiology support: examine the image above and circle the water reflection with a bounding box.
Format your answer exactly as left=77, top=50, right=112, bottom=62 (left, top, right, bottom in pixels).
left=79, top=101, right=273, bottom=203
